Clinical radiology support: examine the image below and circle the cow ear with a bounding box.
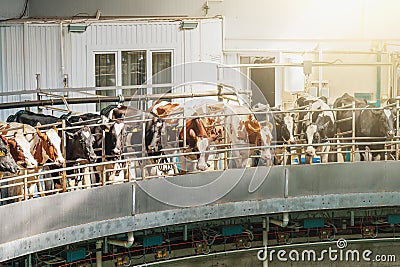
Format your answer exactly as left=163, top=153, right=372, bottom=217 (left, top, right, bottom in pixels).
left=53, top=126, right=58, bottom=134
left=100, top=124, right=110, bottom=132
left=189, top=129, right=196, bottom=138
left=66, top=132, right=74, bottom=139
left=266, top=122, right=274, bottom=133
left=37, top=128, right=49, bottom=141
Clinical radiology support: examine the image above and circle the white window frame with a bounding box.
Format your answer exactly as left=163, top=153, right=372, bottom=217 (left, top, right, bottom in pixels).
left=91, top=49, right=174, bottom=98
left=149, top=49, right=174, bottom=96
left=93, top=51, right=121, bottom=94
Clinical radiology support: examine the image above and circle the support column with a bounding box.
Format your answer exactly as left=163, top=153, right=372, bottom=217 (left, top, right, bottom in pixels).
left=96, top=240, right=103, bottom=267
left=262, top=217, right=269, bottom=267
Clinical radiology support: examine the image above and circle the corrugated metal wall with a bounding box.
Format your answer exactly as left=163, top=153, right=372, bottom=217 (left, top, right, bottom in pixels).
left=0, top=25, right=25, bottom=119
left=0, top=18, right=223, bottom=119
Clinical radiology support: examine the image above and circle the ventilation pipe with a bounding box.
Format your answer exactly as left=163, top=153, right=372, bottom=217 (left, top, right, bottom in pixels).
left=96, top=240, right=103, bottom=267
left=269, top=212, right=289, bottom=228
left=107, top=232, right=135, bottom=248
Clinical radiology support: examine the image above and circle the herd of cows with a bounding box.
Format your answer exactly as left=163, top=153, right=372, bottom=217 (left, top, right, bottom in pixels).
left=0, top=92, right=397, bottom=200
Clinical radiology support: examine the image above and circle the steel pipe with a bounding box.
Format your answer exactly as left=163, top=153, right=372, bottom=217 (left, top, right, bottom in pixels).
left=107, top=232, right=134, bottom=248
left=96, top=240, right=103, bottom=267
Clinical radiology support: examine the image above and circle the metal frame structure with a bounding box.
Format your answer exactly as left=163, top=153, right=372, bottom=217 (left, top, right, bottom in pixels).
left=1, top=95, right=400, bottom=201
left=1, top=87, right=400, bottom=264
left=1, top=162, right=400, bottom=261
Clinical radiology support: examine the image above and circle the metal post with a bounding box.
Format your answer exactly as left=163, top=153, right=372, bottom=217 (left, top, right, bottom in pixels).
left=101, top=129, right=106, bottom=185
left=23, top=169, right=28, bottom=201
left=35, top=74, right=42, bottom=113
left=25, top=254, right=32, bottom=267
left=283, top=145, right=287, bottom=166
left=396, top=100, right=399, bottom=160
left=96, top=240, right=103, bottom=267
left=183, top=225, right=188, bottom=241
left=217, top=84, right=223, bottom=102
left=351, top=101, right=356, bottom=162
left=141, top=112, right=146, bottom=179
left=61, top=120, right=67, bottom=192
left=126, top=160, right=131, bottom=182
left=223, top=116, right=228, bottom=170
left=262, top=217, right=269, bottom=267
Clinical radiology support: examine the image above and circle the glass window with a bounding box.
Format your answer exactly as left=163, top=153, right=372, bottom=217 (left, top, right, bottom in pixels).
left=122, top=50, right=146, bottom=86
left=121, top=50, right=147, bottom=108
left=95, top=54, right=116, bottom=87
left=95, top=53, right=116, bottom=111
left=152, top=52, right=172, bottom=96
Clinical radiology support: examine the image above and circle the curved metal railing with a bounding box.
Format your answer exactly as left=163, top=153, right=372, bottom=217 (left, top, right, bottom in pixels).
left=0, top=97, right=400, bottom=205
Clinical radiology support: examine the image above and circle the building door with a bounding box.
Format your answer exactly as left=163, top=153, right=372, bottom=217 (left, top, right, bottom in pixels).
left=249, top=57, right=275, bottom=107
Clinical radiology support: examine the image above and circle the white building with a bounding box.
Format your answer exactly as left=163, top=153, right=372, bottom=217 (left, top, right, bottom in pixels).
left=0, top=17, right=223, bottom=119
left=2, top=0, right=400, bottom=117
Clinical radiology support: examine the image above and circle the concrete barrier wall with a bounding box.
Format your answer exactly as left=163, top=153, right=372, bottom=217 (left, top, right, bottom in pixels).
left=1, top=161, right=400, bottom=261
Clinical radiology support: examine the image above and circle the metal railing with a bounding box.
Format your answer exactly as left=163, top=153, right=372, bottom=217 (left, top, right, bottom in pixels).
left=1, top=97, right=400, bottom=205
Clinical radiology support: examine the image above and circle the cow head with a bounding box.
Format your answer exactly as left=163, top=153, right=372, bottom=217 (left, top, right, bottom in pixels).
left=7, top=133, right=38, bottom=169
left=259, top=123, right=273, bottom=162
left=305, top=115, right=332, bottom=157
left=179, top=118, right=210, bottom=171
left=36, top=127, right=65, bottom=166
left=235, top=114, right=274, bottom=165
left=104, top=120, right=127, bottom=156
left=145, top=114, right=164, bottom=155
left=0, top=135, right=19, bottom=173
left=382, top=108, right=395, bottom=139
left=274, top=112, right=295, bottom=144
left=283, top=115, right=295, bottom=143
left=67, top=126, right=97, bottom=163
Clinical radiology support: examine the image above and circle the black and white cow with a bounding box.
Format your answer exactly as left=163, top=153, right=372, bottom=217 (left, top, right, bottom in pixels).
left=65, top=111, right=128, bottom=183
left=334, top=93, right=394, bottom=161
left=8, top=110, right=96, bottom=164
left=271, top=108, right=295, bottom=165
left=299, top=98, right=336, bottom=163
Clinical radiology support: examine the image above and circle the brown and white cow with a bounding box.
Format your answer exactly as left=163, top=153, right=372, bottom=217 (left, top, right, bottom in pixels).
left=143, top=101, right=183, bottom=175
left=196, top=103, right=274, bottom=169
left=0, top=135, right=18, bottom=174
left=0, top=122, right=65, bottom=198
left=179, top=117, right=211, bottom=171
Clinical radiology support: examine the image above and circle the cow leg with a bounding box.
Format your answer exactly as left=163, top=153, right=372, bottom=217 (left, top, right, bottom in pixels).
left=7, top=179, right=19, bottom=202
left=36, top=173, right=45, bottom=197
left=84, top=168, right=92, bottom=188
left=115, top=163, right=125, bottom=183
left=172, top=158, right=179, bottom=174
left=0, top=177, right=7, bottom=205
left=273, top=148, right=283, bottom=165
left=363, top=146, right=372, bottom=161
left=321, top=144, right=330, bottom=163
left=107, top=163, right=116, bottom=182
left=305, top=154, right=313, bottom=164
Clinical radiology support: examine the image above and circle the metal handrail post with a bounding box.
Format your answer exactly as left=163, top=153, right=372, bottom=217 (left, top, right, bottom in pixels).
left=101, top=128, right=106, bottom=186
left=396, top=99, right=400, bottom=160
left=141, top=112, right=146, bottom=179
left=23, top=169, right=28, bottom=201
left=351, top=101, right=356, bottom=162
left=61, top=120, right=67, bottom=192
